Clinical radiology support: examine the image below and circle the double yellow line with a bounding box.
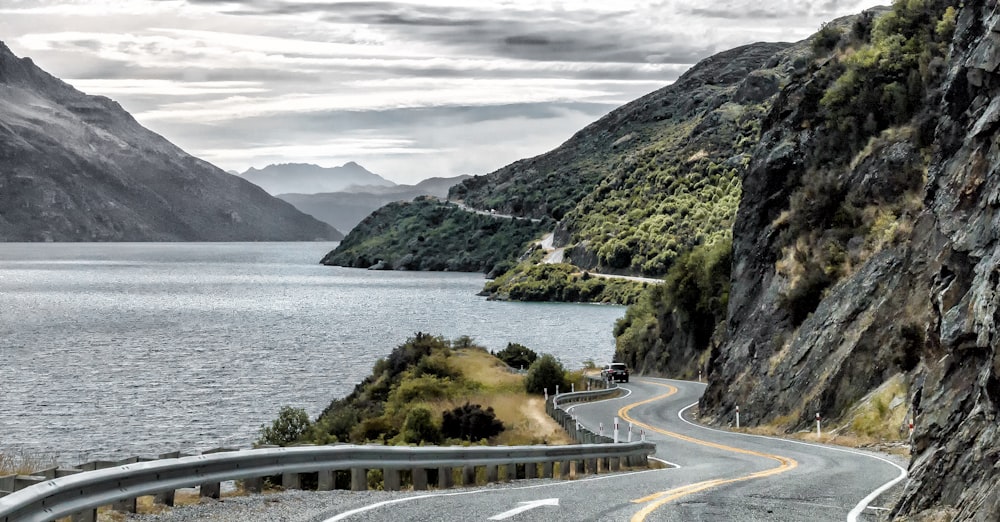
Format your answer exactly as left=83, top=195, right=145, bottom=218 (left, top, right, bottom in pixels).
left=621, top=381, right=798, bottom=521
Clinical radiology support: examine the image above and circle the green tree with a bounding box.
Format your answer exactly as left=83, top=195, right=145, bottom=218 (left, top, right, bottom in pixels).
left=495, top=342, right=538, bottom=370
left=524, top=354, right=569, bottom=395
left=257, top=406, right=311, bottom=446
left=441, top=403, right=504, bottom=441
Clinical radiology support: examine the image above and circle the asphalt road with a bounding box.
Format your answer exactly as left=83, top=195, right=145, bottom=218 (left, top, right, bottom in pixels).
left=314, top=378, right=906, bottom=522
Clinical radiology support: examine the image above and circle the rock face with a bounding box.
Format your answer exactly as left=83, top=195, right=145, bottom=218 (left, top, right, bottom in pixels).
left=0, top=43, right=341, bottom=242
left=690, top=2, right=999, bottom=519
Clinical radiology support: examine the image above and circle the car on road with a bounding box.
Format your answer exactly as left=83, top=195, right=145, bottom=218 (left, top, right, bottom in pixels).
left=602, top=362, right=629, bottom=383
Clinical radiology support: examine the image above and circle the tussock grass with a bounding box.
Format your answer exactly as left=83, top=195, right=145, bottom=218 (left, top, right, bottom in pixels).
left=0, top=449, right=57, bottom=476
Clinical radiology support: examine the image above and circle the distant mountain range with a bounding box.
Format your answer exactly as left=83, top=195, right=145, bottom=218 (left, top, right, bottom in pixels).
left=0, top=42, right=341, bottom=241
left=240, top=162, right=394, bottom=195
left=278, top=175, right=470, bottom=233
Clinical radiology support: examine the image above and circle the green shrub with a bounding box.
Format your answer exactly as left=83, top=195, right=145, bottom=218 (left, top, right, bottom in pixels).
left=401, top=406, right=442, bottom=444
left=442, top=403, right=505, bottom=442
left=495, top=342, right=538, bottom=370
left=524, top=354, right=569, bottom=395
left=257, top=406, right=311, bottom=447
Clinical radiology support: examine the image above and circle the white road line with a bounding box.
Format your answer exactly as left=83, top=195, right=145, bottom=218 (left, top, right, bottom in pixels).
left=322, top=466, right=672, bottom=521
left=650, top=377, right=907, bottom=522
left=564, top=387, right=633, bottom=413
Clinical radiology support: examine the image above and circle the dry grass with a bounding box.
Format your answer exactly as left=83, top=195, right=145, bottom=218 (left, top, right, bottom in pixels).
left=0, top=449, right=57, bottom=476
left=431, top=347, right=574, bottom=445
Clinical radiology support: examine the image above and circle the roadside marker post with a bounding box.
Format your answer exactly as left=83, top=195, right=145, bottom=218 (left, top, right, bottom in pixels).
left=571, top=383, right=575, bottom=393
left=599, top=422, right=604, bottom=438
left=736, top=405, right=740, bottom=429
left=628, top=423, right=633, bottom=443
left=909, top=419, right=914, bottom=439
left=640, top=429, right=645, bottom=442
left=699, top=370, right=702, bottom=383
left=544, top=388, right=548, bottom=402
left=816, top=412, right=822, bottom=438
left=613, top=417, right=620, bottom=443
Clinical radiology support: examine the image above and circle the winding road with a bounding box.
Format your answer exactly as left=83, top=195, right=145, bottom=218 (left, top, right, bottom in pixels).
left=316, top=378, right=906, bottom=521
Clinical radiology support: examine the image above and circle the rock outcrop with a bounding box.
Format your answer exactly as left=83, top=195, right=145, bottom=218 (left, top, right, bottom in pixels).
left=690, top=2, right=999, bottom=519
left=0, top=42, right=341, bottom=241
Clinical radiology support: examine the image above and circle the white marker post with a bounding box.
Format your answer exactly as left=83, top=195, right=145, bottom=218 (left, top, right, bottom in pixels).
left=544, top=388, right=548, bottom=402
left=909, top=419, right=914, bottom=439
left=555, top=385, right=559, bottom=396
left=816, top=412, right=822, bottom=438
left=736, top=405, right=740, bottom=429
left=640, top=429, right=645, bottom=442
left=613, top=417, right=620, bottom=443
left=599, top=422, right=604, bottom=438
left=698, top=370, right=702, bottom=383
left=628, top=422, right=633, bottom=443
left=571, top=383, right=575, bottom=393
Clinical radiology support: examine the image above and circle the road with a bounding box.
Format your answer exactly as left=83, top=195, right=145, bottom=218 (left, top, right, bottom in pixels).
left=316, top=378, right=905, bottom=521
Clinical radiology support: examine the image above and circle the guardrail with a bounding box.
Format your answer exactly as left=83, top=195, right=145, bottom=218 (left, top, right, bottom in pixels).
left=547, top=376, right=624, bottom=445
left=0, top=440, right=654, bottom=522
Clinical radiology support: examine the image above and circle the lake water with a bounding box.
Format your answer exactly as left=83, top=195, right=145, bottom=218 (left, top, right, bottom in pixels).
left=0, top=242, right=625, bottom=461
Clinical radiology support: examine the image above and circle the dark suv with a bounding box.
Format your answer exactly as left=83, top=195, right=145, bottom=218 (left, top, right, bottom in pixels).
left=603, top=363, right=629, bottom=383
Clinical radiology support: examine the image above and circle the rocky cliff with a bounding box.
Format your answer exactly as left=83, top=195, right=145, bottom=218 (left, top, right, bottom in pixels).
left=680, top=1, right=998, bottom=519
left=0, top=43, right=341, bottom=242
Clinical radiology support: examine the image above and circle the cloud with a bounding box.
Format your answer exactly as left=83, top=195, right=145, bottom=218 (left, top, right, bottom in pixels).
left=1, top=0, right=890, bottom=181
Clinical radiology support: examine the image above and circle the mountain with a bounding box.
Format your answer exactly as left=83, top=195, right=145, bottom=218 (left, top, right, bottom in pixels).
left=278, top=175, right=470, bottom=233
left=0, top=42, right=341, bottom=242
left=240, top=162, right=394, bottom=195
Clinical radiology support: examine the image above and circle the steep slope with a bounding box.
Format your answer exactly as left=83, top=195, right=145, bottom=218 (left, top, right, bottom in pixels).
left=278, top=175, right=470, bottom=233
left=451, top=42, right=793, bottom=277
left=241, top=162, right=394, bottom=195
left=321, top=197, right=544, bottom=273
left=0, top=43, right=340, bottom=242
left=614, top=1, right=997, bottom=518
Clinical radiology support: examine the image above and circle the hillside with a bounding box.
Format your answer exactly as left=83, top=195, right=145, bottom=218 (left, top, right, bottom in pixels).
left=616, top=1, right=1000, bottom=518
left=0, top=43, right=340, bottom=242
left=241, top=162, right=393, bottom=195
left=278, top=175, right=470, bottom=233
left=320, top=197, right=544, bottom=274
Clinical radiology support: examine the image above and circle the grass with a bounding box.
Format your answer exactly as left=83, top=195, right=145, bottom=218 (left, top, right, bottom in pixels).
left=433, top=347, right=574, bottom=445
left=0, top=449, right=57, bottom=476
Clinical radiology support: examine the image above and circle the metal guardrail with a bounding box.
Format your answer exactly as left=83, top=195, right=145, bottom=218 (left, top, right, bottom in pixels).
left=547, top=377, right=624, bottom=444
left=0, top=441, right=654, bottom=522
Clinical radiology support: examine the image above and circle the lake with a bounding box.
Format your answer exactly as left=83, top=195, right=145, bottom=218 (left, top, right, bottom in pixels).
left=0, top=242, right=625, bottom=461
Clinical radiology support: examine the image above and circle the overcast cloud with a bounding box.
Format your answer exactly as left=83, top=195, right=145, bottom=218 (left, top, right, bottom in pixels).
left=1, top=0, right=883, bottom=183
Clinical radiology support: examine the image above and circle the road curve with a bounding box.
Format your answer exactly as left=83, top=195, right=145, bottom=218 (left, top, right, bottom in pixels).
left=313, top=378, right=905, bottom=521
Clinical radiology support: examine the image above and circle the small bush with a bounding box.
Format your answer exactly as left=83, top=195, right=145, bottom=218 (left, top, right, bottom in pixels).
left=401, top=406, right=442, bottom=444
left=442, top=402, right=505, bottom=442
left=524, top=354, right=569, bottom=395
left=495, top=342, right=538, bottom=370
left=257, top=406, right=311, bottom=447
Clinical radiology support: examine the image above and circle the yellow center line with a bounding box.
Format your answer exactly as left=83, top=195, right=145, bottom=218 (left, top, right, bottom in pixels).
left=622, top=380, right=798, bottom=521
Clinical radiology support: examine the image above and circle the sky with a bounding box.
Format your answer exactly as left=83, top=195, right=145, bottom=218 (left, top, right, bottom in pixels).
left=1, top=0, right=884, bottom=185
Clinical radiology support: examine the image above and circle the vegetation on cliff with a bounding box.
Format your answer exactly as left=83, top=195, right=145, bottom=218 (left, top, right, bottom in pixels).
left=483, top=262, right=648, bottom=305
left=321, top=197, right=545, bottom=274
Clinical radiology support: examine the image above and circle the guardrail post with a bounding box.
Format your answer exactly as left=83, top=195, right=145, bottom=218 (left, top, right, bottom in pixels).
left=0, top=474, right=14, bottom=497
left=525, top=463, right=537, bottom=479
left=283, top=470, right=302, bottom=490
left=317, top=469, right=335, bottom=491
left=412, top=468, right=428, bottom=490
left=559, top=460, right=571, bottom=479
left=586, top=457, right=598, bottom=475
left=384, top=469, right=401, bottom=491
left=437, top=467, right=453, bottom=488
left=112, top=457, right=141, bottom=514
left=504, top=463, right=516, bottom=482
left=351, top=468, right=367, bottom=491
left=71, top=509, right=97, bottom=522
left=610, top=457, right=621, bottom=472
left=542, top=461, right=553, bottom=479
left=154, top=452, right=181, bottom=505
left=200, top=448, right=238, bottom=499
left=486, top=464, right=498, bottom=484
